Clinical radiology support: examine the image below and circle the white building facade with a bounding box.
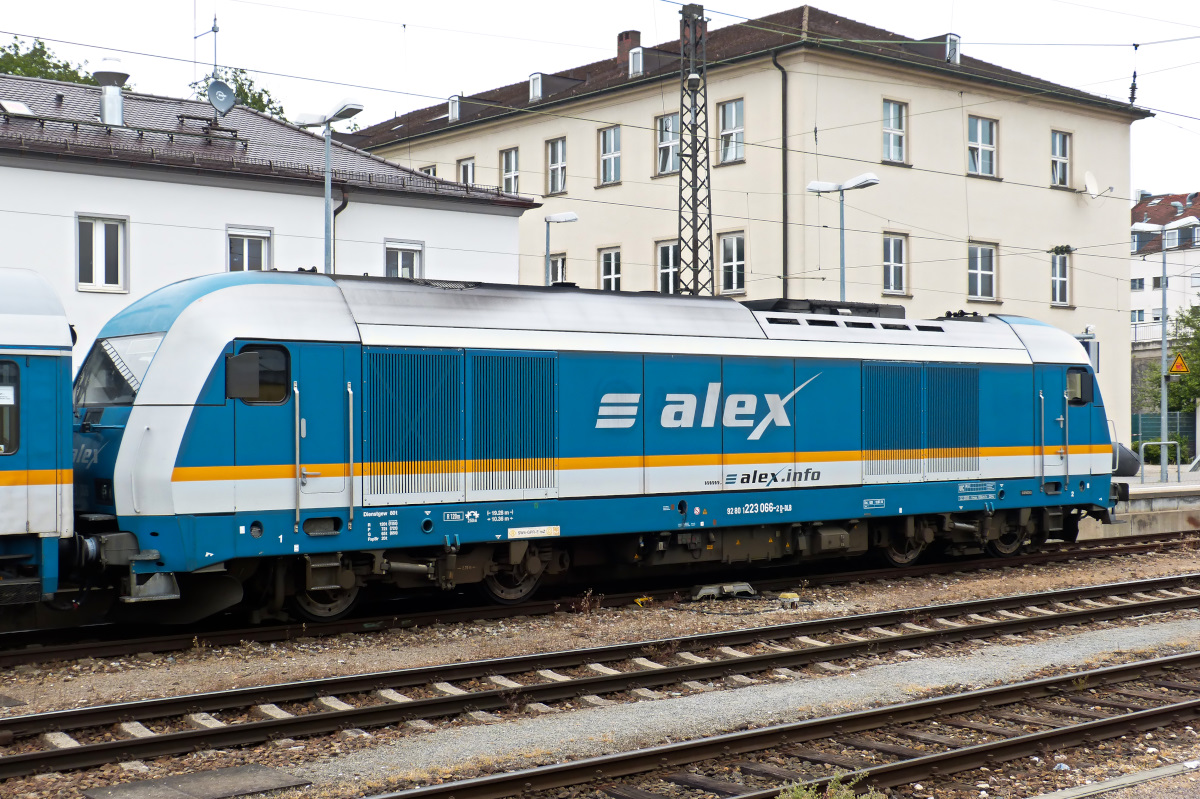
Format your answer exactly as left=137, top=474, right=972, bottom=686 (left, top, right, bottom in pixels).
left=1130, top=191, right=1200, bottom=344
left=0, top=73, right=534, bottom=366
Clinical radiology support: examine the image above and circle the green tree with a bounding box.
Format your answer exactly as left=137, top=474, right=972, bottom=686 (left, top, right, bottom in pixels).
left=190, top=67, right=285, bottom=119
left=0, top=37, right=99, bottom=84
left=1164, top=304, right=1200, bottom=412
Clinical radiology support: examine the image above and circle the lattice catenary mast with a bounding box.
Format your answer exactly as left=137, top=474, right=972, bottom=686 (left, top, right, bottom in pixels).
left=677, top=4, right=714, bottom=296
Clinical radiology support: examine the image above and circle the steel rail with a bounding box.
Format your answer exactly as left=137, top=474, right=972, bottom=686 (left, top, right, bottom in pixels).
left=2, top=575, right=1200, bottom=778
left=363, top=649, right=1200, bottom=799
left=1, top=531, right=1192, bottom=669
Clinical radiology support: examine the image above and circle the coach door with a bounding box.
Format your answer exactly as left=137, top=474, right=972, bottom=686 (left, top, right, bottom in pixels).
left=1035, top=365, right=1067, bottom=485
left=0, top=360, right=25, bottom=535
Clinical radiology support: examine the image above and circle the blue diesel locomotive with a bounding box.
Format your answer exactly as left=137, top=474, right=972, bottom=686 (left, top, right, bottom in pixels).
left=61, top=271, right=1125, bottom=621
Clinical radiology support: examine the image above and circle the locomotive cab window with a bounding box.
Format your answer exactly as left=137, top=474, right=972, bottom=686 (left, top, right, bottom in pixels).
left=74, top=333, right=163, bottom=408
left=0, top=361, right=17, bottom=454
left=1066, top=368, right=1093, bottom=405
left=231, top=345, right=290, bottom=404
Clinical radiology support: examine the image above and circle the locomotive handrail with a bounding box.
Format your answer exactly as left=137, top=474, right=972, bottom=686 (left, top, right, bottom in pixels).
left=293, top=381, right=301, bottom=534
left=347, top=382, right=354, bottom=532
left=1038, top=390, right=1045, bottom=489
left=131, top=426, right=149, bottom=514
left=1063, top=389, right=1069, bottom=480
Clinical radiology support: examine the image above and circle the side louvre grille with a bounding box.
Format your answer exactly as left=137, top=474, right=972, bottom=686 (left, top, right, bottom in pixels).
left=926, top=365, right=980, bottom=472
left=863, top=362, right=922, bottom=476
left=363, top=350, right=462, bottom=497
left=468, top=353, right=556, bottom=492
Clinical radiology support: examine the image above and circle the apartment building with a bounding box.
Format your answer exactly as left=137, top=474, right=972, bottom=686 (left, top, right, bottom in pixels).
left=355, top=5, right=1150, bottom=438
left=1130, top=191, right=1200, bottom=338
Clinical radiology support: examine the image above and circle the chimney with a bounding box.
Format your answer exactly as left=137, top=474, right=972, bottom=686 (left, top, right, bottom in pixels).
left=92, top=58, right=130, bottom=126
left=617, top=30, right=640, bottom=65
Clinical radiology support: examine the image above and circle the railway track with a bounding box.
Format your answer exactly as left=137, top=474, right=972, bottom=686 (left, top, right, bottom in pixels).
left=3, top=573, right=1200, bottom=781
left=1, top=531, right=1193, bottom=670
left=367, top=648, right=1200, bottom=799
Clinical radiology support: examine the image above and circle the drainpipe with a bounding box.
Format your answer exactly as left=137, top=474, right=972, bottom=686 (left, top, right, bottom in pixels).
left=772, top=50, right=789, bottom=299
left=332, top=186, right=350, bottom=274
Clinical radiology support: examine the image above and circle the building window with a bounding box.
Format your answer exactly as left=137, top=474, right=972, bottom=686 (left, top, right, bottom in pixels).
left=1051, top=253, right=1069, bottom=305
left=967, top=116, right=997, bottom=176
left=529, top=73, right=542, bottom=102
left=883, top=234, right=906, bottom=294
left=718, top=99, right=744, bottom=163
left=385, top=242, right=422, bottom=279
left=1152, top=307, right=1164, bottom=322
left=1131, top=278, right=1145, bottom=291
left=457, top=158, right=475, bottom=185
left=1051, top=131, right=1069, bottom=187
left=1194, top=227, right=1200, bottom=246
left=657, top=113, right=680, bottom=175
left=448, top=95, right=460, bottom=123
left=1132, top=309, right=1145, bottom=323
left=1153, top=276, right=1168, bottom=289
left=720, top=232, right=745, bottom=293
left=967, top=243, right=996, bottom=299
left=550, top=254, right=566, bottom=284
left=1165, top=228, right=1180, bottom=249
left=629, top=47, right=644, bottom=77
left=882, top=100, right=905, bottom=163
left=1191, top=273, right=1200, bottom=287
left=599, top=126, right=621, bottom=185
left=501, top=148, right=519, bottom=194
left=0, top=361, right=18, bottom=455
left=657, top=241, right=680, bottom=294
left=547, top=137, right=566, bottom=194
left=600, top=248, right=621, bottom=291
left=228, top=229, right=271, bottom=272
left=418, top=165, right=436, bottom=177
left=77, top=216, right=126, bottom=291
left=1131, top=233, right=1141, bottom=254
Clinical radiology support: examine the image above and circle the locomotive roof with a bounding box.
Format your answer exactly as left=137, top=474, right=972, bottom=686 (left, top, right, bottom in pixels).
left=0, top=267, right=73, bottom=350
left=97, top=271, right=1089, bottom=370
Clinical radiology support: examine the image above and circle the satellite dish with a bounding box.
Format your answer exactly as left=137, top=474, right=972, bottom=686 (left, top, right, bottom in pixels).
left=1084, top=170, right=1100, bottom=199
left=207, top=79, right=236, bottom=116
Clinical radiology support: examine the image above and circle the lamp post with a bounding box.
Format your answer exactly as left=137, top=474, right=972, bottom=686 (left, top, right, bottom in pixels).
left=805, top=173, right=880, bottom=302
left=544, top=212, right=578, bottom=286
left=297, top=100, right=363, bottom=274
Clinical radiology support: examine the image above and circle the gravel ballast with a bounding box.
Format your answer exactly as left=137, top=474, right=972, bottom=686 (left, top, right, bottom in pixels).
left=283, top=617, right=1200, bottom=793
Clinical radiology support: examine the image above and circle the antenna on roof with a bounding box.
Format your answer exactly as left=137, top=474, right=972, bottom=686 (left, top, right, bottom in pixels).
left=195, top=15, right=219, bottom=75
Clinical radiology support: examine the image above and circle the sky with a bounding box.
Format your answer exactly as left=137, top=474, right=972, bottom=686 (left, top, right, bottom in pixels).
left=2, top=0, right=1198, bottom=196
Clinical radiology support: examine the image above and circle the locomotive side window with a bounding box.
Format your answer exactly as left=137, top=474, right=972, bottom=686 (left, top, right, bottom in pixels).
left=239, top=345, right=290, bottom=405
left=1066, top=367, right=1093, bottom=405
left=0, top=361, right=17, bottom=454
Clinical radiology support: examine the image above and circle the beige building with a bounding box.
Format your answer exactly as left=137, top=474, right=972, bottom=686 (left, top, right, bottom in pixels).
left=355, top=6, right=1149, bottom=439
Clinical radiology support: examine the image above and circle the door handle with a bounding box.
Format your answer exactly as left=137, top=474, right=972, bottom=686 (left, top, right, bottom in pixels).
left=300, top=468, right=321, bottom=487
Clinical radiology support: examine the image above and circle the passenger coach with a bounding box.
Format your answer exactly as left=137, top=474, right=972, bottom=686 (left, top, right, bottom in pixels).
left=70, top=272, right=1120, bottom=621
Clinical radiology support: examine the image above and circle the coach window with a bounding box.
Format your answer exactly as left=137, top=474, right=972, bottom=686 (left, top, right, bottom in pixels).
left=1066, top=367, right=1093, bottom=405
left=239, top=345, right=290, bottom=405
left=0, top=361, right=17, bottom=454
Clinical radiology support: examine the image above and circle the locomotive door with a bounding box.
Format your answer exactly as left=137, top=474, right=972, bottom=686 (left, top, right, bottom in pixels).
left=232, top=342, right=348, bottom=518
left=295, top=344, right=348, bottom=497
left=0, top=359, right=26, bottom=535
left=1035, top=365, right=1067, bottom=484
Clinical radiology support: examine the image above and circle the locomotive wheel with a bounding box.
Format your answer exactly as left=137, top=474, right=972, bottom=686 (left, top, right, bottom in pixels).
left=984, top=529, right=1025, bottom=557
left=481, top=567, right=541, bottom=604
left=881, top=531, right=926, bottom=567
left=288, top=584, right=362, bottom=621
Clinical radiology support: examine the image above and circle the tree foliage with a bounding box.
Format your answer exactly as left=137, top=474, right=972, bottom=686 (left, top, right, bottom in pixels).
left=190, top=67, right=286, bottom=120
left=0, top=37, right=100, bottom=85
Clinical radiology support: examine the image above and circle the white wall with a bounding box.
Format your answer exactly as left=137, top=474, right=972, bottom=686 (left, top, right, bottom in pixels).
left=0, top=162, right=522, bottom=368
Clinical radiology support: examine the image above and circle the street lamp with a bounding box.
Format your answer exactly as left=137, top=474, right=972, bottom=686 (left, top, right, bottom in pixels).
left=806, top=173, right=880, bottom=302
left=544, top=212, right=578, bottom=286
left=297, top=100, right=364, bottom=274
left=1133, top=211, right=1190, bottom=481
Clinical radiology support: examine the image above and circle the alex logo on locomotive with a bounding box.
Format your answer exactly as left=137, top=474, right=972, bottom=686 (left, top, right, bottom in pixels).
left=594, top=374, right=821, bottom=441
